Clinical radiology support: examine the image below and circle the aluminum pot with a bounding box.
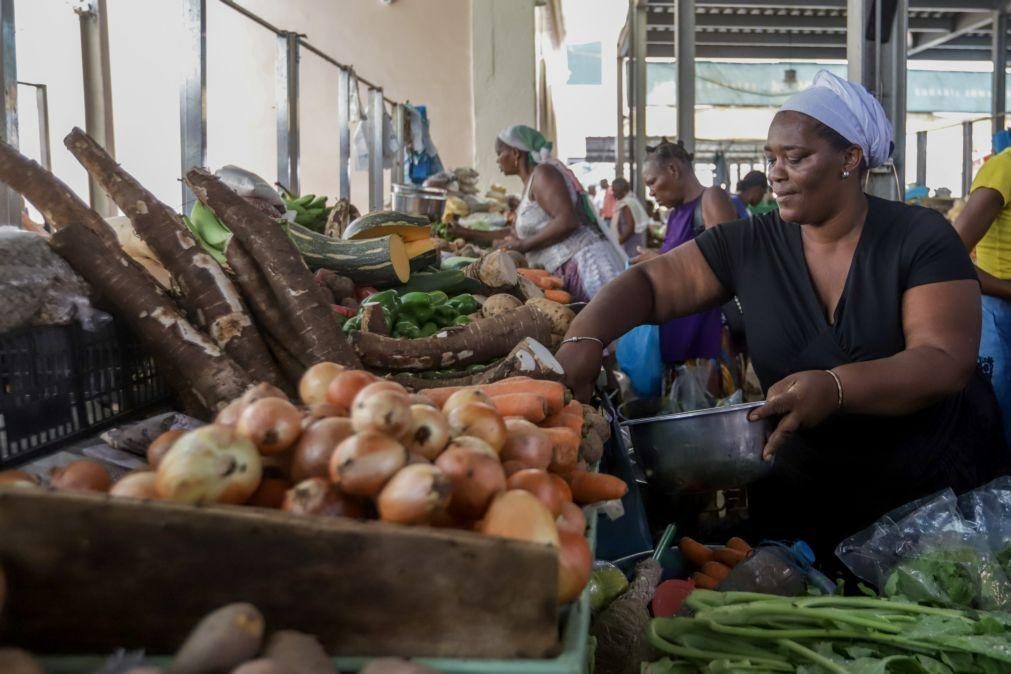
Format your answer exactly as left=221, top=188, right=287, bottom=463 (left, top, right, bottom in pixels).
left=620, top=402, right=773, bottom=495
left=391, top=183, right=447, bottom=223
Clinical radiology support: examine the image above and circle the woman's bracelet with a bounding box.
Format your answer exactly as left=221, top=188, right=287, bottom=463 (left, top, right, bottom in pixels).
left=824, top=369, right=844, bottom=409
left=560, top=336, right=605, bottom=350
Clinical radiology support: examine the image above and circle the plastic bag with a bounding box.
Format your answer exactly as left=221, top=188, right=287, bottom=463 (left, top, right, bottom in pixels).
left=0, top=226, right=105, bottom=332
left=215, top=165, right=284, bottom=209
left=669, top=362, right=714, bottom=412
left=721, top=542, right=836, bottom=596
left=616, top=324, right=663, bottom=399
left=382, top=109, right=400, bottom=169
left=959, top=476, right=1011, bottom=578
left=836, top=489, right=1011, bottom=610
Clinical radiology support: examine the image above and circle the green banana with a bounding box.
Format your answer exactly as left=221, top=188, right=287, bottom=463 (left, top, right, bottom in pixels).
left=182, top=213, right=228, bottom=265
left=308, top=195, right=327, bottom=209
left=189, top=201, right=231, bottom=249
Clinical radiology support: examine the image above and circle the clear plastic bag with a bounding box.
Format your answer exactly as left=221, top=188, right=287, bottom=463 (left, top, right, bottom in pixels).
left=721, top=542, right=835, bottom=596
left=836, top=489, right=1011, bottom=610
left=959, top=477, right=1011, bottom=579
left=0, top=226, right=106, bottom=332
left=669, top=362, right=714, bottom=412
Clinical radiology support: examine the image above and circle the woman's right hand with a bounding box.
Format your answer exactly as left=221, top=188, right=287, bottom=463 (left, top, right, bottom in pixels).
left=631, top=246, right=659, bottom=264
left=555, top=340, right=604, bottom=402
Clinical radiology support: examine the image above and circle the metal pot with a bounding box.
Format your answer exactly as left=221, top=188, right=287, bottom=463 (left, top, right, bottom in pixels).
left=391, top=183, right=447, bottom=223
left=620, top=402, right=773, bottom=495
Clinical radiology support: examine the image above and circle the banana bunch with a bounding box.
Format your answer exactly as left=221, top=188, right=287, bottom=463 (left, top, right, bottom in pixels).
left=183, top=200, right=230, bottom=265
left=282, top=192, right=332, bottom=233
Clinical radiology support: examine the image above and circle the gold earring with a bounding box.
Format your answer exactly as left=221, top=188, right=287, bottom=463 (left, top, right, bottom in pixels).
left=842, top=170, right=851, bottom=179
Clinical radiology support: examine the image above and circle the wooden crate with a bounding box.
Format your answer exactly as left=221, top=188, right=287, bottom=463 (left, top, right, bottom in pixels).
left=0, top=487, right=560, bottom=658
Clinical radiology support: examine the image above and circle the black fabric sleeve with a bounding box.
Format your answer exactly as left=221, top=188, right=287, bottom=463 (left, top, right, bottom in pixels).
left=694, top=219, right=751, bottom=295
left=900, top=206, right=978, bottom=289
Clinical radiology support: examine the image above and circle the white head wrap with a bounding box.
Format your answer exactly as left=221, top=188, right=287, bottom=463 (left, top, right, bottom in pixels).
left=497, top=125, right=553, bottom=164
left=780, top=70, right=894, bottom=168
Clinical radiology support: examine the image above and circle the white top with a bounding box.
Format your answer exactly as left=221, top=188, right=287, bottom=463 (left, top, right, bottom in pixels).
left=516, top=176, right=598, bottom=273
left=613, top=194, right=651, bottom=234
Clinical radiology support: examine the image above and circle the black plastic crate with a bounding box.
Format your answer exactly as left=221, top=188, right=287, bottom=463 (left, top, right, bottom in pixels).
left=0, top=319, right=169, bottom=468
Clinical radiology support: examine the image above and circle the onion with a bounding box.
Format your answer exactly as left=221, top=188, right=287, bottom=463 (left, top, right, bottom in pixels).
left=302, top=402, right=349, bottom=430
left=435, top=446, right=506, bottom=520
left=291, top=417, right=354, bottom=482
left=444, top=436, right=498, bottom=458
left=240, top=382, right=288, bottom=407
left=556, top=501, right=587, bottom=536
left=214, top=398, right=245, bottom=426
left=407, top=394, right=438, bottom=408
left=352, top=381, right=409, bottom=408
left=442, top=389, right=493, bottom=415
left=406, top=452, right=432, bottom=465
left=506, top=469, right=564, bottom=517
left=246, top=477, right=292, bottom=509
left=401, top=405, right=451, bottom=460
left=557, top=530, right=592, bottom=603
left=299, top=362, right=346, bottom=405
left=478, top=489, right=560, bottom=547
left=447, top=403, right=507, bottom=452
left=501, top=419, right=552, bottom=469
left=260, top=449, right=293, bottom=480
left=109, top=471, right=159, bottom=499
left=156, top=424, right=262, bottom=505
left=282, top=477, right=367, bottom=518
left=326, top=370, right=377, bottom=409
left=147, top=429, right=185, bottom=469
left=377, top=464, right=451, bottom=525
left=236, top=397, right=303, bottom=455
left=351, top=390, right=412, bottom=437
left=0, top=470, right=39, bottom=487
left=329, top=431, right=407, bottom=498
left=50, top=460, right=112, bottom=492
left=501, top=460, right=527, bottom=477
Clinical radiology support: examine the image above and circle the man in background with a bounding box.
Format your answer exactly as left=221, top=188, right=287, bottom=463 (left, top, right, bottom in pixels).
left=598, top=178, right=616, bottom=225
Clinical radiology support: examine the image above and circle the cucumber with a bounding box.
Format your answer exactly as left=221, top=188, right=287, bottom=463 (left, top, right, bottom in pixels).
left=394, top=269, right=467, bottom=295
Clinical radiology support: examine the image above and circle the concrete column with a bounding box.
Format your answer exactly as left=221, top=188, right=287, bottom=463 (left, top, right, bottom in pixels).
left=676, top=0, right=695, bottom=155
left=77, top=0, right=117, bottom=216
left=993, top=10, right=1008, bottom=141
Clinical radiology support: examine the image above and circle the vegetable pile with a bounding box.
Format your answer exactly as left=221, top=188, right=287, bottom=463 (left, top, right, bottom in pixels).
left=645, top=590, right=1011, bottom=673
left=342, top=289, right=479, bottom=338
left=679, top=536, right=753, bottom=590
left=10, top=368, right=625, bottom=605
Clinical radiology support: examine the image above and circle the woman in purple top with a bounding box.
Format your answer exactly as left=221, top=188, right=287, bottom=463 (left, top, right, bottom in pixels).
left=632, top=140, right=738, bottom=364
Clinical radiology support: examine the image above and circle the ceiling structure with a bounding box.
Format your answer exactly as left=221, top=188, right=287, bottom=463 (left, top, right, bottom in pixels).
left=640, top=0, right=1011, bottom=61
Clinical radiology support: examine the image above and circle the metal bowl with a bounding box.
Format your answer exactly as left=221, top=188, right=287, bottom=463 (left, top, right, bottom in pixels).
left=391, top=183, right=447, bottom=223
left=620, top=402, right=773, bottom=495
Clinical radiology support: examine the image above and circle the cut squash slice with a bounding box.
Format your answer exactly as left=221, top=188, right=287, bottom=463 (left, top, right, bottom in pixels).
left=343, top=211, right=432, bottom=242
left=288, top=222, right=410, bottom=286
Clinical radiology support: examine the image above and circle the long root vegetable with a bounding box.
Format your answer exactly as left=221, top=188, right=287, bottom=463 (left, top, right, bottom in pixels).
left=543, top=400, right=584, bottom=435
left=701, top=561, right=731, bottom=582
left=488, top=393, right=548, bottom=423
left=389, top=338, right=565, bottom=390
left=727, top=536, right=753, bottom=553
left=543, top=289, right=572, bottom=304
left=690, top=571, right=720, bottom=590
left=568, top=472, right=627, bottom=504
left=422, top=377, right=566, bottom=414
left=501, top=419, right=552, bottom=469
left=713, top=547, right=748, bottom=568
left=679, top=537, right=714, bottom=567
left=544, top=427, right=581, bottom=471
left=167, top=603, right=264, bottom=674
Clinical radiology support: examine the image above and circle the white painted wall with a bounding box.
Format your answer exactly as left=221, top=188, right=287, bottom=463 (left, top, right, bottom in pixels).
left=471, top=0, right=536, bottom=193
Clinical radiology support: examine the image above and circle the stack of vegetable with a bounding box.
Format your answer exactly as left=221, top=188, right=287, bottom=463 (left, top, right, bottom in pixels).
left=280, top=189, right=333, bottom=233
left=341, top=211, right=440, bottom=274
left=644, top=590, right=1011, bottom=673
left=518, top=268, right=572, bottom=305
left=11, top=366, right=626, bottom=605
left=678, top=536, right=754, bottom=590
left=343, top=289, right=480, bottom=338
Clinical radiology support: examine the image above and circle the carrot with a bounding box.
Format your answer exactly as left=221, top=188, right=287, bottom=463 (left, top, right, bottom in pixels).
left=531, top=275, right=564, bottom=290
left=489, top=394, right=548, bottom=423
left=727, top=536, right=753, bottom=554
left=544, top=427, right=581, bottom=470
left=422, top=377, right=567, bottom=414
left=691, top=571, right=720, bottom=590
left=518, top=268, right=551, bottom=279
left=701, top=561, right=731, bottom=582
left=543, top=289, right=573, bottom=304
left=568, top=472, right=627, bottom=504
left=678, top=537, right=714, bottom=568
left=549, top=473, right=573, bottom=502
left=713, top=547, right=748, bottom=568
left=543, top=400, right=584, bottom=436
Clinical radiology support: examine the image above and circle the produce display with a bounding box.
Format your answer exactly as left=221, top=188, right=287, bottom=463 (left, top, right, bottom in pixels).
left=678, top=536, right=753, bottom=590
left=343, top=289, right=480, bottom=338
left=280, top=189, right=333, bottom=233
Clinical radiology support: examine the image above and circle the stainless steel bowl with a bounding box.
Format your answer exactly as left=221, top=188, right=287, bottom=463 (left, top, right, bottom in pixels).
left=620, top=402, right=773, bottom=495
left=391, top=183, right=447, bottom=223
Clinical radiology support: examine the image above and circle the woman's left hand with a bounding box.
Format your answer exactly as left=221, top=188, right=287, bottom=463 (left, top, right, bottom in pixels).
left=501, top=236, right=528, bottom=253
left=748, top=370, right=841, bottom=461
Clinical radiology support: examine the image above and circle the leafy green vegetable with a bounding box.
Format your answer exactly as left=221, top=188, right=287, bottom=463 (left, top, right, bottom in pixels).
left=883, top=547, right=1008, bottom=610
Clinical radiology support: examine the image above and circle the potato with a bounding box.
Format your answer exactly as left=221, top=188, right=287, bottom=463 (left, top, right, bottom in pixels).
left=264, top=630, right=336, bottom=674
left=0, top=649, right=43, bottom=674
left=481, top=293, right=523, bottom=319
left=526, top=297, right=574, bottom=336
left=169, top=603, right=264, bottom=674
left=359, top=658, right=442, bottom=674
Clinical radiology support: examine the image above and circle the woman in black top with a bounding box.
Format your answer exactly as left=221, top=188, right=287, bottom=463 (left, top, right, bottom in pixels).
left=557, top=71, right=1007, bottom=555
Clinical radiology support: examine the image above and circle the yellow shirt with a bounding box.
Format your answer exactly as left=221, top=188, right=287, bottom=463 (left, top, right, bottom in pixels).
left=971, top=148, right=1011, bottom=279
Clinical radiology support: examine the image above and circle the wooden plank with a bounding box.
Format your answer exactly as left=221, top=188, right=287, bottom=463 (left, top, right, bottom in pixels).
left=0, top=487, right=559, bottom=658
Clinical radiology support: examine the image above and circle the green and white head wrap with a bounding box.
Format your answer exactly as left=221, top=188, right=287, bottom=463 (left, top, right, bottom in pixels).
left=498, top=125, right=553, bottom=165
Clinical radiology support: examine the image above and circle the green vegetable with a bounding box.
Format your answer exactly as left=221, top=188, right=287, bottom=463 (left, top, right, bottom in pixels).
left=419, top=322, right=440, bottom=338
left=646, top=590, right=1011, bottom=674
left=334, top=314, right=348, bottom=329
left=588, top=562, right=629, bottom=613
left=447, top=293, right=479, bottom=315
left=883, top=547, right=1007, bottom=610
left=405, top=304, right=434, bottom=323
left=342, top=316, right=362, bottom=333
left=394, top=320, right=421, bottom=339
left=361, top=290, right=400, bottom=313
left=433, top=304, right=459, bottom=327
left=443, top=256, right=477, bottom=270
left=427, top=291, right=450, bottom=306
left=400, top=292, right=432, bottom=311
left=452, top=315, right=471, bottom=326
left=394, top=270, right=468, bottom=295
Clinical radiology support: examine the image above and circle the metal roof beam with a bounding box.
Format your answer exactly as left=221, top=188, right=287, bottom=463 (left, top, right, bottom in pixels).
left=908, top=11, right=994, bottom=54
left=690, top=30, right=847, bottom=47
left=645, top=42, right=1011, bottom=60
left=648, top=12, right=951, bottom=32
left=685, top=1, right=1004, bottom=10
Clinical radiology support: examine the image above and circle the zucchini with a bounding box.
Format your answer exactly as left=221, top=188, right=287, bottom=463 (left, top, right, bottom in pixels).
left=287, top=222, right=410, bottom=286
left=409, top=246, right=440, bottom=273
left=394, top=269, right=467, bottom=295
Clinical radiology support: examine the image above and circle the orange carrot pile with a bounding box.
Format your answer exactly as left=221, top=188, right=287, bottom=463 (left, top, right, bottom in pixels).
left=679, top=535, right=753, bottom=590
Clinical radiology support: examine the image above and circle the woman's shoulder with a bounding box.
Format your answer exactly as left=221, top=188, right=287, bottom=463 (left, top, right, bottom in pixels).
left=866, top=195, right=952, bottom=239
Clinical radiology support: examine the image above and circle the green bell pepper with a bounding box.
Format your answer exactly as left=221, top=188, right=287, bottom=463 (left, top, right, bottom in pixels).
left=394, top=320, right=421, bottom=339
left=419, top=322, right=440, bottom=338
left=427, top=290, right=450, bottom=306
left=433, top=304, right=459, bottom=327
left=447, top=293, right=479, bottom=315
left=361, top=289, right=400, bottom=312
left=342, top=316, right=362, bottom=333
left=452, top=315, right=471, bottom=326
